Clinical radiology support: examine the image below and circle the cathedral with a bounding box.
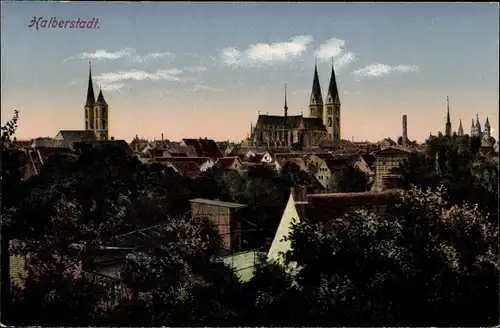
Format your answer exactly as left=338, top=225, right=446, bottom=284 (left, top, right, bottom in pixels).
left=85, top=61, right=109, bottom=141
left=444, top=96, right=492, bottom=139
left=248, top=62, right=342, bottom=148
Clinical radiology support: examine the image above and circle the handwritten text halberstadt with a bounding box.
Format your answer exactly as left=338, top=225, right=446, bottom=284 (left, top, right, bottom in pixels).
left=28, top=17, right=99, bottom=30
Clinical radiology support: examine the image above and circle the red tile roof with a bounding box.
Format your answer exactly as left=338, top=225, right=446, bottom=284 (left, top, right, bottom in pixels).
left=245, top=153, right=264, bottom=163
left=164, top=156, right=211, bottom=164
left=290, top=187, right=400, bottom=222
left=305, top=190, right=400, bottom=221
left=216, top=157, right=240, bottom=169
left=167, top=161, right=201, bottom=178
left=182, top=138, right=222, bottom=159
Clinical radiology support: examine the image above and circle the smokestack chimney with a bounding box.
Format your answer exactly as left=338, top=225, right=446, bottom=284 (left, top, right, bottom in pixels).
left=402, top=115, right=408, bottom=147
left=161, top=133, right=164, bottom=141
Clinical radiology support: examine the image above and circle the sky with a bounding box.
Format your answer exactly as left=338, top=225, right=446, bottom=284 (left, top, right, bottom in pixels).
left=1, top=2, right=499, bottom=142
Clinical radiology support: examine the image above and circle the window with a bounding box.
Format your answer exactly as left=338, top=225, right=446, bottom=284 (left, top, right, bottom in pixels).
left=327, top=107, right=333, bottom=115
left=328, top=117, right=332, bottom=127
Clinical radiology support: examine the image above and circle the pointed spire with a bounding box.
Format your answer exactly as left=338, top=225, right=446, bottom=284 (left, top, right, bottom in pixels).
left=96, top=86, right=107, bottom=105
left=458, top=119, right=464, bottom=136
left=485, top=116, right=490, bottom=125
left=475, top=114, right=482, bottom=134
left=327, top=57, right=340, bottom=104
left=284, top=84, right=288, bottom=117
left=311, top=62, right=323, bottom=105
left=446, top=96, right=450, bottom=122
left=85, top=61, right=96, bottom=107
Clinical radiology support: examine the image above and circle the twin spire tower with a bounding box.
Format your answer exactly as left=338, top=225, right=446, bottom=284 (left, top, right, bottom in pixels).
left=85, top=61, right=109, bottom=141
left=308, top=58, right=342, bottom=141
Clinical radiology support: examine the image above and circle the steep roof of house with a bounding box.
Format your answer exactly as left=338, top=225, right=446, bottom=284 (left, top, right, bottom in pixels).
left=182, top=138, right=222, bottom=159
left=189, top=198, right=247, bottom=209
left=198, top=138, right=223, bottom=158
left=245, top=153, right=264, bottom=163
left=216, top=156, right=240, bottom=169
left=164, top=156, right=211, bottom=164
left=167, top=161, right=201, bottom=178
left=90, top=140, right=133, bottom=155
left=166, top=146, right=198, bottom=157
left=323, top=157, right=356, bottom=172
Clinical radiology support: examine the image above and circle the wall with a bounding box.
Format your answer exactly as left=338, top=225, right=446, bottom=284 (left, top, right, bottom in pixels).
left=315, top=161, right=333, bottom=189
left=191, top=203, right=233, bottom=250
left=373, top=153, right=408, bottom=191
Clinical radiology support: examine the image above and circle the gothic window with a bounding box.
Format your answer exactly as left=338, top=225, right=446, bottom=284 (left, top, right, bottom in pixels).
left=328, top=107, right=333, bottom=115
left=327, top=117, right=332, bottom=127
left=102, top=119, right=107, bottom=130
left=335, top=116, right=340, bottom=128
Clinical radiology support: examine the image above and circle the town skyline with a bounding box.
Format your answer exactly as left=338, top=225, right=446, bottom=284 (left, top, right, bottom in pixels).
left=1, top=2, right=498, bottom=142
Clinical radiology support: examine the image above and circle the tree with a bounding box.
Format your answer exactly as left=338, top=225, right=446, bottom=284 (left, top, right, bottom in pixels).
left=1, top=110, right=24, bottom=320
left=241, top=257, right=304, bottom=326
left=279, top=162, right=314, bottom=192
left=336, top=166, right=372, bottom=193
left=286, top=209, right=407, bottom=325
left=6, top=198, right=108, bottom=326
left=284, top=186, right=498, bottom=326
left=114, top=215, right=245, bottom=326
left=396, top=135, right=498, bottom=225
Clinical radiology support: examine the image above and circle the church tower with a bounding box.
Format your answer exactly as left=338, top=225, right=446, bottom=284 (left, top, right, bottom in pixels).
left=85, top=61, right=96, bottom=131
left=94, top=87, right=109, bottom=140
left=84, top=61, right=109, bottom=140
left=324, top=59, right=341, bottom=141
left=484, top=117, right=491, bottom=138
left=457, top=119, right=464, bottom=136
left=475, top=114, right=482, bottom=136
left=309, top=61, right=323, bottom=119
left=445, top=96, right=452, bottom=137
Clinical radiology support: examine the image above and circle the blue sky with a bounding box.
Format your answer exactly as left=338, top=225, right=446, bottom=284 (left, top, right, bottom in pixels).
left=1, top=2, right=498, bottom=141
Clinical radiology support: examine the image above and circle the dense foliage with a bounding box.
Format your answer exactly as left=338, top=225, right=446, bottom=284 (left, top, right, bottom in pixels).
left=1, top=113, right=498, bottom=326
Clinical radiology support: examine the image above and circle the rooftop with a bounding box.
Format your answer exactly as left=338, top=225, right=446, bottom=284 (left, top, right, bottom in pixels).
left=189, top=198, right=247, bottom=209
